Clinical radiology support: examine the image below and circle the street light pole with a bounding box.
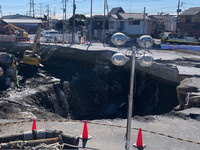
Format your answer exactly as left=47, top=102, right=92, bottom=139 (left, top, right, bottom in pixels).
left=111, top=33, right=154, bottom=150
left=90, top=0, right=93, bottom=45
left=125, top=48, right=135, bottom=150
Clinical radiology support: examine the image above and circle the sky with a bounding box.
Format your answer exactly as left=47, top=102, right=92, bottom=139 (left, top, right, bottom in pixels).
left=0, top=0, right=200, bottom=19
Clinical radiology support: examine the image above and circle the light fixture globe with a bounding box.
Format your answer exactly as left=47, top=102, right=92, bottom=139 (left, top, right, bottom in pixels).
left=137, top=35, right=154, bottom=49
left=137, top=55, right=154, bottom=67
left=111, top=32, right=127, bottom=46
left=111, top=53, right=129, bottom=66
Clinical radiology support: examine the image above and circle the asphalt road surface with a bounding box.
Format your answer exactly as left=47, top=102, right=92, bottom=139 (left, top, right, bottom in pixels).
left=0, top=112, right=200, bottom=150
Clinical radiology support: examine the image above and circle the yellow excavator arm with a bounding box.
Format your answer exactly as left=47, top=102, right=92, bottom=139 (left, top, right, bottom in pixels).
left=23, top=25, right=41, bottom=66
left=0, top=19, right=28, bottom=39
left=32, top=26, right=41, bottom=54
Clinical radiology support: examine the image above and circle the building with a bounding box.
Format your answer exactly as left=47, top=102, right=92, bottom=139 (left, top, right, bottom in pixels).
left=108, top=7, right=151, bottom=37
left=148, top=15, right=165, bottom=38
left=49, top=18, right=59, bottom=29
left=92, top=15, right=109, bottom=40
left=151, top=14, right=177, bottom=33
left=2, top=14, right=42, bottom=33
left=179, top=7, right=200, bottom=37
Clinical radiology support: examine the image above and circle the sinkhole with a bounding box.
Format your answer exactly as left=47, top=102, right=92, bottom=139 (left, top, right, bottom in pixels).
left=32, top=56, right=179, bottom=120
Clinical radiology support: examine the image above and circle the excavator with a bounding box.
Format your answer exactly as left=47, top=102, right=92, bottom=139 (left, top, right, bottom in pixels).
left=23, top=26, right=41, bottom=66
left=0, top=20, right=29, bottom=41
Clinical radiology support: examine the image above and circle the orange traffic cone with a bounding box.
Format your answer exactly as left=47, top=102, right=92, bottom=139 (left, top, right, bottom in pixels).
left=32, top=119, right=37, bottom=131
left=133, top=128, right=146, bottom=149
left=79, top=120, right=92, bottom=149
left=82, top=120, right=88, bottom=139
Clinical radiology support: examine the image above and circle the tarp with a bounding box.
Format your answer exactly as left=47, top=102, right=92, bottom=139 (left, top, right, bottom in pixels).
left=161, top=44, right=200, bottom=51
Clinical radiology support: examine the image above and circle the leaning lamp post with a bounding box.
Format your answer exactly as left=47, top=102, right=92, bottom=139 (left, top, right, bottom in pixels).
left=111, top=33, right=154, bottom=150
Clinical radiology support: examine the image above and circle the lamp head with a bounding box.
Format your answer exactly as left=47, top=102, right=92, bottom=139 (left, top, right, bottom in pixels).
left=111, top=53, right=129, bottom=66
left=111, top=32, right=127, bottom=46
left=137, top=35, right=154, bottom=49
left=137, top=55, right=154, bottom=67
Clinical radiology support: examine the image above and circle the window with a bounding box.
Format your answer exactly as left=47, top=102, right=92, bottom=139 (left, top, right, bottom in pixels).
left=109, top=21, right=115, bottom=29
left=186, top=17, right=191, bottom=23
left=129, top=20, right=140, bottom=25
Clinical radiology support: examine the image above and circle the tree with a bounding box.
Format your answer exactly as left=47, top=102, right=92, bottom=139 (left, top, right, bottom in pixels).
left=55, top=20, right=63, bottom=33
left=68, top=14, right=86, bottom=29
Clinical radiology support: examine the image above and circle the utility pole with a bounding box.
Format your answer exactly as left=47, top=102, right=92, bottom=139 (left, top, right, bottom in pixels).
left=29, top=0, right=35, bottom=17
left=53, top=7, right=56, bottom=16
left=39, top=3, right=43, bottom=16
left=62, top=0, right=67, bottom=42
left=0, top=5, right=2, bottom=18
left=72, top=0, right=76, bottom=44
left=103, top=0, right=108, bottom=46
left=29, top=0, right=32, bottom=17
left=46, top=4, right=50, bottom=29
left=176, top=0, right=181, bottom=33
left=90, top=0, right=93, bottom=45
left=33, top=0, right=35, bottom=18
left=143, top=7, right=146, bottom=35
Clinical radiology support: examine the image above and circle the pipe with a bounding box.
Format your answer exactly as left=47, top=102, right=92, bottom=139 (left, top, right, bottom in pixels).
left=0, top=137, right=60, bottom=149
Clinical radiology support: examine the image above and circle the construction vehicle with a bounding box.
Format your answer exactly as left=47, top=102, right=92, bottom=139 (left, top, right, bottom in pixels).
left=0, top=20, right=29, bottom=41
left=160, top=32, right=200, bottom=45
left=23, top=26, right=41, bottom=66
left=0, top=52, right=17, bottom=90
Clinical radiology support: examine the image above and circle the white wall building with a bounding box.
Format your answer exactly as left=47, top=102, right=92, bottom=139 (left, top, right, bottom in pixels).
left=108, top=7, right=151, bottom=36
left=152, top=15, right=177, bottom=32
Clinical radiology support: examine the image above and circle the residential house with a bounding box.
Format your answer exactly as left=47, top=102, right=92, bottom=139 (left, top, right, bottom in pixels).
left=148, top=15, right=165, bottom=38
left=108, top=7, right=151, bottom=37
left=179, top=7, right=200, bottom=37
left=2, top=14, right=42, bottom=33
left=92, top=15, right=109, bottom=40
left=151, top=14, right=177, bottom=33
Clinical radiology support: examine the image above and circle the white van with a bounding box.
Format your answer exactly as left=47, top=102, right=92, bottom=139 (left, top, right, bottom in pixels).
left=41, top=30, right=59, bottom=42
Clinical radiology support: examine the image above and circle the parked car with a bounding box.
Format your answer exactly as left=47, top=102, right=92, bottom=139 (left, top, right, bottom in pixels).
left=41, top=30, right=59, bottom=42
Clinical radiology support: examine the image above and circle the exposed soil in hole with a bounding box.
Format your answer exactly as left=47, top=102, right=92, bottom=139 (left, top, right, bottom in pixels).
left=0, top=47, right=179, bottom=120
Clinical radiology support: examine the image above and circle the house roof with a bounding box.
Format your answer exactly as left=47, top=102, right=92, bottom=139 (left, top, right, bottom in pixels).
left=2, top=14, right=34, bottom=19
left=110, top=14, right=119, bottom=19
left=152, top=15, right=176, bottom=20
left=3, top=19, right=42, bottom=24
left=118, top=13, right=150, bottom=20
left=180, top=7, right=200, bottom=16
left=93, top=15, right=105, bottom=19
left=109, top=7, right=125, bottom=14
